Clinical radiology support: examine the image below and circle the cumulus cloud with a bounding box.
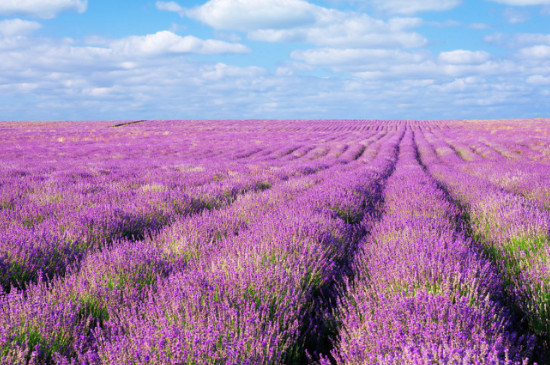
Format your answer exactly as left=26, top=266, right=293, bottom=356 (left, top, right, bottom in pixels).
left=170, top=0, right=426, bottom=49
left=111, top=31, right=250, bottom=56
left=518, top=44, right=550, bottom=58
left=433, top=76, right=484, bottom=92
left=155, top=0, right=426, bottom=48
left=0, top=0, right=87, bottom=19
left=156, top=1, right=186, bottom=17
left=0, top=30, right=250, bottom=80
left=289, top=45, right=510, bottom=84
left=438, top=50, right=491, bottom=64
left=0, top=19, right=41, bottom=36
left=187, top=0, right=318, bottom=31
left=248, top=16, right=426, bottom=48
left=201, top=63, right=266, bottom=81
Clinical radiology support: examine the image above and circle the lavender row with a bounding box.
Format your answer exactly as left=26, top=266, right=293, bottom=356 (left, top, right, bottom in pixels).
left=1, top=162, right=334, bottom=364
left=0, top=129, right=401, bottom=363
left=0, top=122, right=387, bottom=296
left=417, top=128, right=550, bottom=360
left=151, top=133, right=390, bottom=264
left=434, top=133, right=550, bottom=210
left=324, top=130, right=532, bottom=364
left=0, top=160, right=296, bottom=293
left=459, top=162, right=550, bottom=210
left=1, top=122, right=383, bottom=293
left=425, top=128, right=550, bottom=210
left=74, top=131, right=404, bottom=364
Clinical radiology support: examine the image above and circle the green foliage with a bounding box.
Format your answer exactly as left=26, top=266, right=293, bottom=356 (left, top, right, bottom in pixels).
left=77, top=296, right=110, bottom=328
left=256, top=181, right=271, bottom=191
left=2, top=323, right=74, bottom=364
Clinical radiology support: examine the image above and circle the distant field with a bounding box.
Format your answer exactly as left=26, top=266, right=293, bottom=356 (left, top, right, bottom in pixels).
left=1, top=119, right=549, bottom=364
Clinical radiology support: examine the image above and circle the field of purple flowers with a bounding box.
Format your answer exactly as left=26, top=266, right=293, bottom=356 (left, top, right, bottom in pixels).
left=0, top=119, right=549, bottom=364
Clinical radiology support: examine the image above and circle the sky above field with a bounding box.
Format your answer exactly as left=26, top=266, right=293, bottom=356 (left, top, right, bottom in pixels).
left=1, top=0, right=549, bottom=120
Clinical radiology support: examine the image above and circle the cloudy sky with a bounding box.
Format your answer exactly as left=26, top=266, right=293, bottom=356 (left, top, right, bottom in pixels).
left=1, top=0, right=549, bottom=120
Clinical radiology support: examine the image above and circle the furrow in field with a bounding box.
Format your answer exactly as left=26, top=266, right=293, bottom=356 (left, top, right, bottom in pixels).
left=0, top=130, right=380, bottom=363
left=47, top=130, right=404, bottom=364
left=357, top=132, right=388, bottom=163
left=336, top=143, right=366, bottom=164
left=0, top=127, right=354, bottom=293
left=421, top=129, right=472, bottom=164
left=416, top=127, right=550, bottom=362
left=300, top=128, right=404, bottom=364
left=324, top=129, right=532, bottom=364
left=304, top=145, right=331, bottom=161
left=457, top=162, right=550, bottom=211
left=432, top=129, right=504, bottom=162
left=283, top=146, right=316, bottom=161
left=426, top=130, right=550, bottom=210
left=0, top=162, right=274, bottom=292
left=0, top=167, right=326, bottom=364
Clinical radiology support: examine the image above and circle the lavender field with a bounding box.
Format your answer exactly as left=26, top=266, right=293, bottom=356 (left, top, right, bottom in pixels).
left=1, top=119, right=549, bottom=364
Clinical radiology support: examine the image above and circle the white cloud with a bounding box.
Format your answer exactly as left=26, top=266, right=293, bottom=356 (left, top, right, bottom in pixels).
left=0, top=0, right=87, bottom=19
left=289, top=46, right=510, bottom=83
left=156, top=1, right=186, bottom=17
left=485, top=33, right=550, bottom=50
left=0, top=31, right=250, bottom=83
left=187, top=0, right=318, bottom=31
left=439, top=50, right=491, bottom=64
left=368, top=0, right=461, bottom=14
left=518, top=45, right=550, bottom=58
left=488, top=0, right=550, bottom=5
left=177, top=0, right=426, bottom=48
left=512, top=33, right=550, bottom=45
left=469, top=23, right=490, bottom=29
left=0, top=19, right=41, bottom=36
left=111, top=31, right=250, bottom=56
left=249, top=18, right=426, bottom=48
left=201, top=63, right=266, bottom=81
left=502, top=8, right=529, bottom=23
left=527, top=74, right=550, bottom=84
left=433, top=76, right=484, bottom=92
left=351, top=59, right=510, bottom=81
left=291, top=48, right=426, bottom=69
left=426, top=20, right=461, bottom=27
left=483, top=33, right=508, bottom=46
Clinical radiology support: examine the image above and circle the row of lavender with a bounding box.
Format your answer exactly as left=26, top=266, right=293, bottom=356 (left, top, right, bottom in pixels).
left=1, top=119, right=549, bottom=364
left=430, top=124, right=550, bottom=210
left=322, top=129, right=533, bottom=363
left=0, top=120, right=399, bottom=363
left=417, top=126, right=550, bottom=360
left=0, top=120, right=387, bottom=293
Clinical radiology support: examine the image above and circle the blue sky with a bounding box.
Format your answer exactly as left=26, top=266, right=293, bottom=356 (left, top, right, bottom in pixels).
left=0, top=0, right=549, bottom=120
